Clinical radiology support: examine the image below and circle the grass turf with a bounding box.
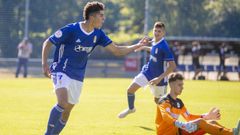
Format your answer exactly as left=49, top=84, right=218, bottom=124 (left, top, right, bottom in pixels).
left=0, top=78, right=239, bottom=135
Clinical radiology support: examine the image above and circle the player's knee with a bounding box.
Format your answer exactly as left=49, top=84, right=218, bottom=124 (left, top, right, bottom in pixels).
left=63, top=109, right=71, bottom=115
left=127, top=88, right=136, bottom=94
left=208, top=120, right=217, bottom=124
left=128, top=86, right=140, bottom=93
left=58, top=100, right=69, bottom=109
left=65, top=104, right=74, bottom=112
left=127, top=83, right=140, bottom=93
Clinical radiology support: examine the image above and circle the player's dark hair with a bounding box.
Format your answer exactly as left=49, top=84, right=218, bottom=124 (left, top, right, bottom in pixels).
left=83, top=1, right=105, bottom=20
left=154, top=21, right=165, bottom=29
left=169, top=73, right=184, bottom=83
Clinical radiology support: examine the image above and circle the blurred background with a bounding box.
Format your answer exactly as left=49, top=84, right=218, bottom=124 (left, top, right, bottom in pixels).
left=0, top=0, right=239, bottom=81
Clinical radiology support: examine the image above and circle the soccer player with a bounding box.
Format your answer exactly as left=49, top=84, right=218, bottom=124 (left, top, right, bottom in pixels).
left=118, top=21, right=176, bottom=118
left=42, top=1, right=148, bottom=135
left=155, top=73, right=240, bottom=135
left=217, top=43, right=229, bottom=80
left=15, top=38, right=32, bottom=78
left=191, top=41, right=202, bottom=80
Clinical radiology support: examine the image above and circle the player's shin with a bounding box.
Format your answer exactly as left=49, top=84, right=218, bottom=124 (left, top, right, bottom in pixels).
left=51, top=119, right=67, bottom=134
left=127, top=92, right=135, bottom=109
left=45, top=104, right=64, bottom=135
left=197, top=119, right=232, bottom=135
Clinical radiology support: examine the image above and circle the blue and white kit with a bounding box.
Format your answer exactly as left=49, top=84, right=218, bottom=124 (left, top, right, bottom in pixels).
left=48, top=22, right=112, bottom=104
left=133, top=38, right=174, bottom=98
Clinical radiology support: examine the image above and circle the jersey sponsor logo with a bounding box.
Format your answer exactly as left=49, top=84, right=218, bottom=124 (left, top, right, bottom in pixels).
left=74, top=45, right=93, bottom=53
left=54, top=30, right=62, bottom=38
left=76, top=39, right=81, bottom=43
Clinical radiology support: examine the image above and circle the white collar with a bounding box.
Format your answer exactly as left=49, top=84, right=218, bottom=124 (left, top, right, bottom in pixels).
left=152, top=37, right=164, bottom=46
left=79, top=21, right=94, bottom=35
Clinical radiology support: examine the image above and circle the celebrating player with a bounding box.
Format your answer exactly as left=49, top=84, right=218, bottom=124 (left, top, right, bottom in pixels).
left=42, top=1, right=148, bottom=135
left=155, top=73, right=240, bottom=135
left=118, top=21, right=176, bottom=118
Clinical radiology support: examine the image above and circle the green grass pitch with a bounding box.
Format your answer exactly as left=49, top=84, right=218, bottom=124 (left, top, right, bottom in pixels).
left=0, top=78, right=239, bottom=135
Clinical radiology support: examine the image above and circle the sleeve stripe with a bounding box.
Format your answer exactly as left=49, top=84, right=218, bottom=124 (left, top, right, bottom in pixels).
left=49, top=38, right=57, bottom=44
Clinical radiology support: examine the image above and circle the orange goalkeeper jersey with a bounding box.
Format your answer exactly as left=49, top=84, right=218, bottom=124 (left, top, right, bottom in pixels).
left=155, top=94, right=202, bottom=135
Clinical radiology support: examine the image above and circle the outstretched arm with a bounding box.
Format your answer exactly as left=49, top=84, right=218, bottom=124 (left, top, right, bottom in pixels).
left=181, top=106, right=202, bottom=121
left=105, top=43, right=140, bottom=56
left=181, top=106, right=221, bottom=122
left=134, top=46, right=152, bottom=53
left=202, top=107, right=221, bottom=120
left=105, top=37, right=150, bottom=56
left=42, top=39, right=53, bottom=78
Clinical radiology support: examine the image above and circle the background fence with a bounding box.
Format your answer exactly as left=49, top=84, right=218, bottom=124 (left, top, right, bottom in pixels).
left=0, top=0, right=240, bottom=81
left=1, top=55, right=239, bottom=81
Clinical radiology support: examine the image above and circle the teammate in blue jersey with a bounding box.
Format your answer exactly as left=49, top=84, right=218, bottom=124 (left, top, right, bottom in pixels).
left=118, top=21, right=176, bottom=118
left=42, top=2, right=148, bottom=135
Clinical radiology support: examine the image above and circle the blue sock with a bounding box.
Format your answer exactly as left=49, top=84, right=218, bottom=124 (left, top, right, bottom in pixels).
left=127, top=92, right=135, bottom=109
left=45, top=104, right=64, bottom=135
left=51, top=119, right=66, bottom=134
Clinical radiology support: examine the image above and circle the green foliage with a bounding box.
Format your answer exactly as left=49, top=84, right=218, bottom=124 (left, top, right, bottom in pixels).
left=102, top=0, right=122, bottom=33
left=0, top=0, right=24, bottom=57
left=0, top=0, right=239, bottom=58
left=108, top=31, right=142, bottom=43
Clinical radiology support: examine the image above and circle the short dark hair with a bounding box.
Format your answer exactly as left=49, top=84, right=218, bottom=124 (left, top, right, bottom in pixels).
left=83, top=1, right=105, bottom=20
left=154, top=21, right=165, bottom=29
left=169, top=73, right=184, bottom=83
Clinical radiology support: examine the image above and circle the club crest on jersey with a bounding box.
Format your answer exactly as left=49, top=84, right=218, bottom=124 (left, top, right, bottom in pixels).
left=54, top=30, right=62, bottom=38
left=177, top=102, right=180, bottom=108
left=93, top=36, right=97, bottom=43
left=74, top=45, right=93, bottom=53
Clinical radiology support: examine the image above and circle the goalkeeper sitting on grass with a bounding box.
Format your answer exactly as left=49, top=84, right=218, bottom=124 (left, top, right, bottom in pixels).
left=156, top=73, right=240, bottom=135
